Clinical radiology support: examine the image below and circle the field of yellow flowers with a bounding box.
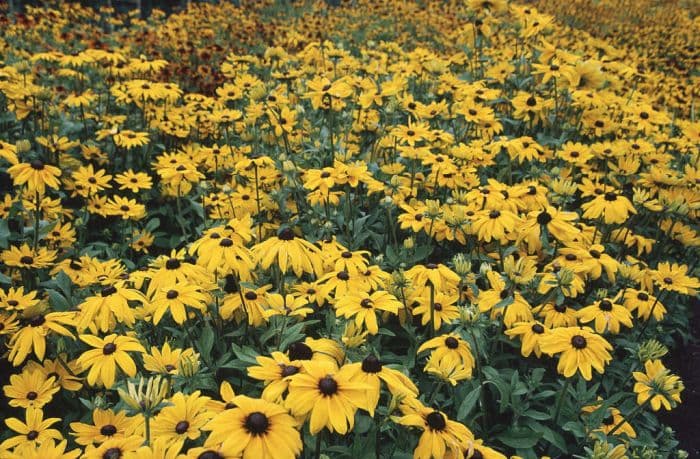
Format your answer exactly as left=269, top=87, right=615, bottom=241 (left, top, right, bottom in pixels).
left=0, top=0, right=698, bottom=458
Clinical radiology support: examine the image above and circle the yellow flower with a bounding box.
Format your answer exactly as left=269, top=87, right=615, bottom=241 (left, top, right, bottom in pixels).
left=334, top=290, right=403, bottom=334
left=393, top=397, right=473, bottom=459
left=205, top=395, right=302, bottom=459
left=7, top=160, right=61, bottom=195
left=76, top=334, right=146, bottom=388
left=632, top=359, right=684, bottom=411
left=285, top=361, right=371, bottom=434
left=2, top=408, right=62, bottom=451
left=150, top=391, right=212, bottom=451
left=538, top=326, right=612, bottom=380
left=3, top=369, right=59, bottom=409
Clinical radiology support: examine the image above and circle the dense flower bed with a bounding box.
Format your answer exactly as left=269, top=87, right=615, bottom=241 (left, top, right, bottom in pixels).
left=0, top=1, right=698, bottom=458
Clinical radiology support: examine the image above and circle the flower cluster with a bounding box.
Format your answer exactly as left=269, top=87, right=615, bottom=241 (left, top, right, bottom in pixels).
left=0, top=0, right=697, bottom=458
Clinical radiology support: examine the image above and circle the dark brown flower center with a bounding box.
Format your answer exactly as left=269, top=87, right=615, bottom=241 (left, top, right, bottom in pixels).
left=445, top=336, right=459, bottom=349
left=637, top=292, right=649, bottom=301
left=219, top=238, right=233, bottom=247
left=175, top=420, right=189, bottom=434
left=245, top=412, right=269, bottom=435
left=30, top=160, right=45, bottom=170
left=102, top=447, right=122, bottom=459
left=29, top=315, right=46, bottom=327
left=571, top=335, right=587, bottom=349
left=318, top=376, right=338, bottom=396
left=278, top=227, right=295, bottom=240
left=604, top=192, right=618, bottom=201
left=165, top=258, right=181, bottom=270
left=20, top=256, right=34, bottom=265
left=526, top=96, right=537, bottom=107
left=288, top=342, right=313, bottom=360
left=426, top=411, right=446, bottom=431
left=337, top=270, right=350, bottom=281
left=531, top=324, right=545, bottom=334
left=537, top=211, right=552, bottom=225
left=360, top=298, right=373, bottom=308
left=198, top=452, right=224, bottom=459
left=100, top=424, right=117, bottom=436
left=103, top=343, right=117, bottom=355
left=166, top=290, right=179, bottom=299
left=361, top=355, right=382, bottom=373
left=599, top=300, right=612, bottom=311
left=280, top=364, right=299, bottom=377
left=101, top=285, right=117, bottom=297
left=244, top=291, right=258, bottom=300
left=489, top=210, right=501, bottom=219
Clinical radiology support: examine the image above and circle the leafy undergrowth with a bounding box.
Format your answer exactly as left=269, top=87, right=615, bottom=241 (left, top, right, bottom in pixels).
left=0, top=1, right=698, bottom=458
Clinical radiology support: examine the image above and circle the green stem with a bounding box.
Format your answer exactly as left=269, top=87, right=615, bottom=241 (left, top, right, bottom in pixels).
left=144, top=412, right=151, bottom=446
left=607, top=396, right=651, bottom=436
left=314, top=429, right=323, bottom=459
left=552, top=378, right=571, bottom=425
left=428, top=281, right=436, bottom=337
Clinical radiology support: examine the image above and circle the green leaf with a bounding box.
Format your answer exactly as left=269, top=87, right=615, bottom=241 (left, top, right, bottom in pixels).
left=47, top=289, right=71, bottom=311
left=457, top=386, right=481, bottom=420
left=497, top=427, right=542, bottom=449
left=523, top=409, right=550, bottom=421
left=198, top=326, right=215, bottom=362
left=0, top=219, right=10, bottom=249
left=540, top=426, right=568, bottom=453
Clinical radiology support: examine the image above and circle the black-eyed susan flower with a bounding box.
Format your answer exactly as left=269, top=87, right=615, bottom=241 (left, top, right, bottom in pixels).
left=104, top=196, right=146, bottom=220
left=413, top=291, right=461, bottom=331
left=76, top=334, right=146, bottom=388
left=581, top=401, right=636, bottom=439
left=81, top=435, right=144, bottom=459
left=148, top=283, right=209, bottom=325
left=0, top=286, right=40, bottom=311
left=8, top=307, right=74, bottom=366
left=393, top=397, right=473, bottom=459
left=251, top=227, right=323, bottom=277
left=71, top=164, right=112, bottom=197
left=205, top=395, right=303, bottom=459
left=248, top=351, right=304, bottom=403
left=76, top=283, right=146, bottom=332
left=576, top=297, right=633, bottom=334
left=334, top=290, right=403, bottom=335
left=150, top=391, right=212, bottom=450
left=653, top=262, right=699, bottom=295
left=504, top=321, right=548, bottom=357
left=581, top=190, right=636, bottom=224
left=539, top=326, right=613, bottom=380
left=113, top=130, right=150, bottom=149
left=1, top=408, right=62, bottom=451
left=633, top=359, right=684, bottom=411
left=346, top=355, right=418, bottom=415
left=1, top=244, right=57, bottom=269
left=143, top=342, right=197, bottom=376
left=285, top=361, right=371, bottom=434
left=7, top=160, right=61, bottom=195
left=622, top=289, right=666, bottom=322
left=114, top=169, right=153, bottom=193
left=69, top=408, right=141, bottom=446
left=418, top=333, right=475, bottom=371
left=3, top=369, right=59, bottom=409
